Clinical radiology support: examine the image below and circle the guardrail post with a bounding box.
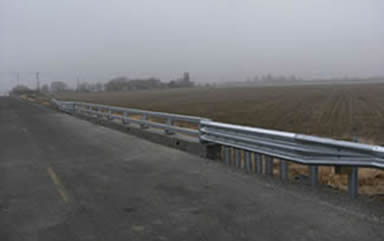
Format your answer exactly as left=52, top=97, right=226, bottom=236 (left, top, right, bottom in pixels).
left=165, top=118, right=175, bottom=135
left=90, top=107, right=94, bottom=116
left=255, top=153, right=263, bottom=174
left=224, top=146, right=231, bottom=165
left=140, top=114, right=149, bottom=129
left=234, top=149, right=241, bottom=168
left=309, top=166, right=318, bottom=186
left=122, top=112, right=129, bottom=124
left=84, top=106, right=88, bottom=115
left=245, top=151, right=251, bottom=172
left=70, top=103, right=75, bottom=112
left=265, top=156, right=274, bottom=176
left=335, top=166, right=359, bottom=198
left=96, top=107, right=102, bottom=119
left=348, top=167, right=359, bottom=198
left=279, top=159, right=288, bottom=181
left=107, top=109, right=113, bottom=120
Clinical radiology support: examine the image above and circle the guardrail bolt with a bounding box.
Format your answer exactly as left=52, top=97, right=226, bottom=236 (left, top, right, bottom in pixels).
left=280, top=160, right=288, bottom=181
left=309, top=166, right=319, bottom=186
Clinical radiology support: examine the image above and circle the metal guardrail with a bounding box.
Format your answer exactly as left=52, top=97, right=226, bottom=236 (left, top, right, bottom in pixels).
left=200, top=120, right=384, bottom=197
left=200, top=120, right=384, bottom=168
left=52, top=99, right=206, bottom=136
left=52, top=99, right=76, bottom=113
left=53, top=98, right=384, bottom=198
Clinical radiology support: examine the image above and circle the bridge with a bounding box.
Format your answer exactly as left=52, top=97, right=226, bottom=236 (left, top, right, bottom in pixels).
left=0, top=97, right=383, bottom=240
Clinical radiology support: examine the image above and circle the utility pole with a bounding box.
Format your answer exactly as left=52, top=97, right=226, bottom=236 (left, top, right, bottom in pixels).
left=76, top=77, right=80, bottom=92
left=36, top=72, right=40, bottom=92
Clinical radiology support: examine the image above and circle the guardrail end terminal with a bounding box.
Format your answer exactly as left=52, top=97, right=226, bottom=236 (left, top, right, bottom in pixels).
left=164, top=129, right=176, bottom=135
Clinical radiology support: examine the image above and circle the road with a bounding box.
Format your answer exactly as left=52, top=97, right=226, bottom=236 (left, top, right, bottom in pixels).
left=0, top=97, right=383, bottom=241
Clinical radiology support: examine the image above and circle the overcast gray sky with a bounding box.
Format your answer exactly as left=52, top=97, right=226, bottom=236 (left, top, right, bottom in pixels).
left=0, top=0, right=383, bottom=90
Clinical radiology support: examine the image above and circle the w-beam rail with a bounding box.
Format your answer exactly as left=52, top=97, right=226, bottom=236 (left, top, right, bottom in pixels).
left=53, top=99, right=384, bottom=198
left=52, top=99, right=205, bottom=136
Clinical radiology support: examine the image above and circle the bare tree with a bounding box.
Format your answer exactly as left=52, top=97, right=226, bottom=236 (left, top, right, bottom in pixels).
left=50, top=81, right=68, bottom=92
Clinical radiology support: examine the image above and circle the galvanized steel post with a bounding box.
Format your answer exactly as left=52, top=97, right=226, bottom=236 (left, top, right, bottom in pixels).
left=309, top=166, right=318, bottom=186
left=245, top=151, right=251, bottom=172
left=348, top=167, right=359, bottom=198
left=255, top=153, right=263, bottom=174
left=76, top=104, right=80, bottom=114
left=235, top=149, right=241, bottom=168
left=140, top=114, right=149, bottom=129
left=265, top=156, right=274, bottom=176
left=165, top=118, right=175, bottom=135
left=224, top=146, right=231, bottom=165
left=107, top=109, right=112, bottom=120
left=280, top=159, right=288, bottom=181
left=87, top=106, right=91, bottom=116
left=122, top=112, right=129, bottom=124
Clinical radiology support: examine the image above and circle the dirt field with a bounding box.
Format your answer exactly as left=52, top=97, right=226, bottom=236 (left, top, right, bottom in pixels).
left=56, top=83, right=384, bottom=196
left=57, top=83, right=384, bottom=144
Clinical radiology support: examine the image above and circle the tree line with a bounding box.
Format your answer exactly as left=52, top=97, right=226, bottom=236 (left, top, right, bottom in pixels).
left=10, top=72, right=194, bottom=95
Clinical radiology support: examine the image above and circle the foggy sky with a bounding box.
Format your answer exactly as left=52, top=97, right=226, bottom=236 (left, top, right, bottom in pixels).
left=1, top=0, right=383, bottom=91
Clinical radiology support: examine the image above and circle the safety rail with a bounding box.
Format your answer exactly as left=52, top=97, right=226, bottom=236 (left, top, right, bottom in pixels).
left=52, top=99, right=76, bottom=113
left=200, top=120, right=384, bottom=197
left=52, top=99, right=207, bottom=136
left=53, top=98, right=384, bottom=198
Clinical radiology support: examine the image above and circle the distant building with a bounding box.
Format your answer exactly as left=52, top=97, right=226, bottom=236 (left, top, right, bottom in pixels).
left=168, top=72, right=194, bottom=88
left=183, top=72, right=190, bottom=82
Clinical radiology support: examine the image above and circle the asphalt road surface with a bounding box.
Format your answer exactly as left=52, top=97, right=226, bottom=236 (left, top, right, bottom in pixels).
left=0, top=97, right=383, bottom=241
